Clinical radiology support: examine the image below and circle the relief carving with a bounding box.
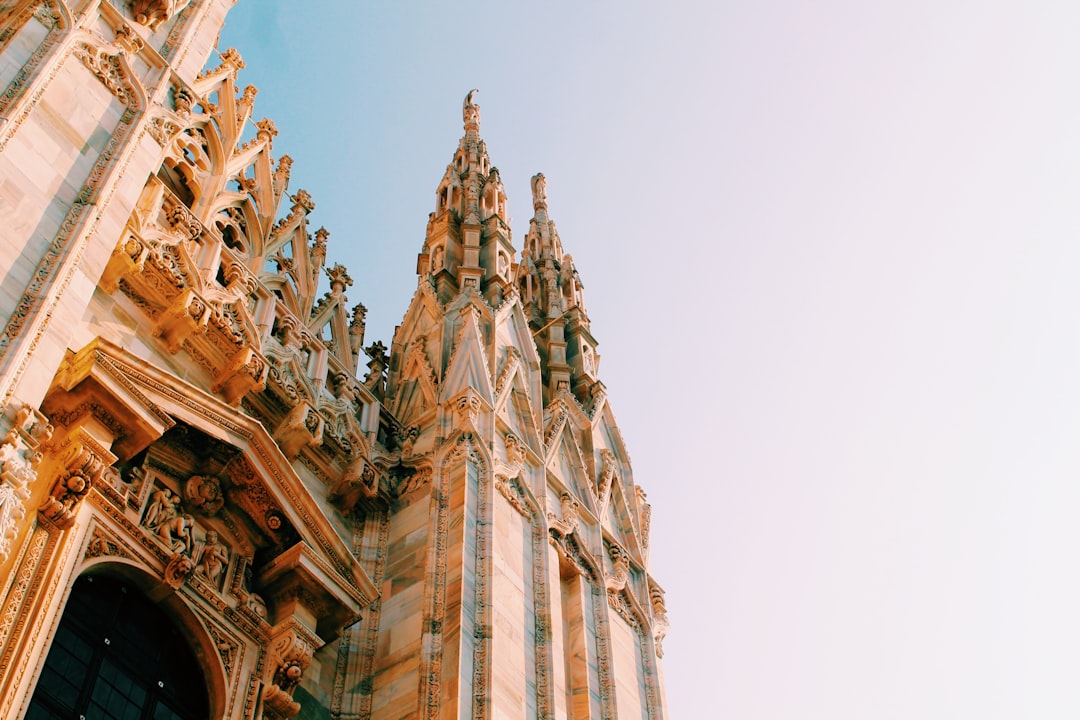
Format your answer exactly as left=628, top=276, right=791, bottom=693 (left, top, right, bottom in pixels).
left=0, top=406, right=50, bottom=559
left=184, top=473, right=224, bottom=515
left=263, top=620, right=319, bottom=719
left=547, top=491, right=580, bottom=536
left=39, top=428, right=115, bottom=530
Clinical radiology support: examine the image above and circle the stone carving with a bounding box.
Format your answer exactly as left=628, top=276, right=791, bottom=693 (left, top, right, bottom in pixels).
left=143, top=485, right=182, bottom=530
left=0, top=406, right=50, bottom=560
left=246, top=592, right=268, bottom=619
left=597, top=448, right=617, bottom=505
left=547, top=492, right=580, bottom=536
left=73, top=34, right=142, bottom=110
left=395, top=465, right=430, bottom=497
left=636, top=485, right=652, bottom=552
left=157, top=512, right=194, bottom=553
left=184, top=474, right=224, bottom=515
left=40, top=429, right=114, bottom=529
left=147, top=116, right=181, bottom=146
left=206, top=623, right=238, bottom=676
left=650, top=583, right=670, bottom=658
left=84, top=529, right=129, bottom=560
left=494, top=475, right=529, bottom=518
left=195, top=530, right=228, bottom=584
left=129, top=0, right=192, bottom=29
left=504, top=432, right=526, bottom=477
left=605, top=541, right=630, bottom=593
left=531, top=172, right=547, bottom=210
left=452, top=389, right=483, bottom=433
left=463, top=88, right=480, bottom=130
left=163, top=550, right=195, bottom=589
left=263, top=621, right=318, bottom=719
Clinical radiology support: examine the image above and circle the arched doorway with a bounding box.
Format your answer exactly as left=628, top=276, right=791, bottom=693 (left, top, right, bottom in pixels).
left=25, top=573, right=210, bottom=720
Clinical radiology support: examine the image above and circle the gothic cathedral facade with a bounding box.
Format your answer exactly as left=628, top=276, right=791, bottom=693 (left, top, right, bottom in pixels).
left=0, top=2, right=669, bottom=719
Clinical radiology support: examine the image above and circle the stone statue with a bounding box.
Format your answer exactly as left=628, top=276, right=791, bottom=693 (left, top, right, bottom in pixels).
left=531, top=173, right=547, bottom=209
left=158, top=513, right=194, bottom=554
left=143, top=486, right=180, bottom=530
left=463, top=89, right=480, bottom=129
left=196, top=530, right=229, bottom=584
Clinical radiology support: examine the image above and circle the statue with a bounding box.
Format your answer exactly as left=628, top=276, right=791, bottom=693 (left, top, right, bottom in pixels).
left=463, top=89, right=480, bottom=130
left=158, top=513, right=194, bottom=554
left=196, top=530, right=229, bottom=584
left=531, top=172, right=547, bottom=210
left=144, top=486, right=181, bottom=530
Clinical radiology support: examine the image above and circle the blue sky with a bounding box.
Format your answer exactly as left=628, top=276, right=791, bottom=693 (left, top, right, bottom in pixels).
left=220, top=2, right=1080, bottom=717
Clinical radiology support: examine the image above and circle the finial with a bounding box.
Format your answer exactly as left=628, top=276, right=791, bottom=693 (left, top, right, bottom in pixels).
left=463, top=89, right=480, bottom=132
left=531, top=172, right=547, bottom=210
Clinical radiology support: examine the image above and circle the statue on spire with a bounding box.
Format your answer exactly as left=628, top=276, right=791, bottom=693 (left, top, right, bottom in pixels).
left=463, top=89, right=480, bottom=132
left=531, top=172, right=547, bottom=211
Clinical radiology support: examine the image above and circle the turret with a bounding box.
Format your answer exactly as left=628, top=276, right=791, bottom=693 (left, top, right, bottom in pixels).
left=417, top=90, right=515, bottom=306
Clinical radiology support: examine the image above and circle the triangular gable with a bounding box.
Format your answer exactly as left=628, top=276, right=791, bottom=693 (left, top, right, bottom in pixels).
left=393, top=286, right=442, bottom=349
left=602, top=476, right=644, bottom=562
left=391, top=339, right=438, bottom=425
left=546, top=422, right=596, bottom=516
left=440, top=304, right=493, bottom=403
left=494, top=298, right=542, bottom=368
left=498, top=379, right=542, bottom=458
left=592, top=401, right=632, bottom=477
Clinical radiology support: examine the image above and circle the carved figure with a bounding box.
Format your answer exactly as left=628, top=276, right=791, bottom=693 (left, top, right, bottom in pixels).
left=144, top=486, right=181, bottom=530
left=463, top=89, right=480, bottom=129
left=157, top=513, right=194, bottom=554
left=531, top=172, right=547, bottom=209
left=196, top=530, right=228, bottom=584
left=184, top=474, right=224, bottom=515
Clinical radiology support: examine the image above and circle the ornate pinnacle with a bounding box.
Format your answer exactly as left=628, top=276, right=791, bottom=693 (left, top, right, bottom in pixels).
left=291, top=189, right=314, bottom=213
left=325, top=263, right=352, bottom=294
left=219, top=47, right=246, bottom=71
left=255, top=117, right=278, bottom=145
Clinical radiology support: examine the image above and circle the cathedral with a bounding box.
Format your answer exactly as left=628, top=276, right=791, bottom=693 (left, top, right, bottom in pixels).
left=0, top=1, right=669, bottom=718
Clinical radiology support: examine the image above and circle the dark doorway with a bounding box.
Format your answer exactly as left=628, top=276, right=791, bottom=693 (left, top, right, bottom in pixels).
left=25, top=573, right=210, bottom=720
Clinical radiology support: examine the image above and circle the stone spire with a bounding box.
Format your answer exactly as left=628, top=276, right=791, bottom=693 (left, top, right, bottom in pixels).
left=417, top=91, right=515, bottom=307
left=517, top=173, right=599, bottom=405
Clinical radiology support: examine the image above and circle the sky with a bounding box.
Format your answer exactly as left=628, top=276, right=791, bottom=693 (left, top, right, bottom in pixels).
left=219, top=2, right=1080, bottom=718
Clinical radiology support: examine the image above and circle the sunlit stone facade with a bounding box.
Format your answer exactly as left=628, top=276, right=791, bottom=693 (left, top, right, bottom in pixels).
left=0, top=2, right=668, bottom=718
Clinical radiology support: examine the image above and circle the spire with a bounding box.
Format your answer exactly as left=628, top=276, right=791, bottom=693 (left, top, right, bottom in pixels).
left=516, top=173, right=599, bottom=405
left=417, top=91, right=515, bottom=306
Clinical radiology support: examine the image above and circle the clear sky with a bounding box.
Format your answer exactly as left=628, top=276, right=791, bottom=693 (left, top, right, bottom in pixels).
left=220, top=2, right=1080, bottom=717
